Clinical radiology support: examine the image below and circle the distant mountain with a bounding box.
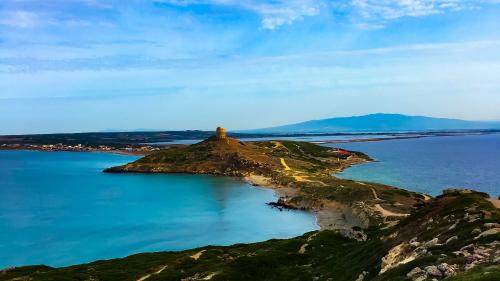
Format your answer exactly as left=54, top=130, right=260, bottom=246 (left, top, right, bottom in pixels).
left=246, top=114, right=500, bottom=133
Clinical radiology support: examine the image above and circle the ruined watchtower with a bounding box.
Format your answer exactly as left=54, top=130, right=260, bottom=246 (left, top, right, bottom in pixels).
left=215, top=127, right=227, bottom=140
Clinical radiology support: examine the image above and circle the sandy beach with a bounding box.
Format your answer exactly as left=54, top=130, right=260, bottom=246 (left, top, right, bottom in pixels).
left=244, top=174, right=362, bottom=231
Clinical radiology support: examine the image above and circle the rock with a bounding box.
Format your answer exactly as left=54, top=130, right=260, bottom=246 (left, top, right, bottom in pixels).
left=467, top=253, right=484, bottom=264
left=409, top=237, right=421, bottom=247
left=471, top=228, right=482, bottom=235
left=355, top=271, right=369, bottom=281
left=460, top=244, right=475, bottom=252
left=424, top=265, right=443, bottom=279
left=407, top=267, right=427, bottom=281
left=414, top=246, right=428, bottom=255
left=448, top=223, right=457, bottom=230
left=380, top=243, right=419, bottom=273
left=467, top=214, right=482, bottom=223
left=474, top=228, right=500, bottom=239
left=437, top=263, right=457, bottom=277
left=484, top=223, right=500, bottom=229
left=445, top=236, right=458, bottom=244
left=424, top=238, right=439, bottom=247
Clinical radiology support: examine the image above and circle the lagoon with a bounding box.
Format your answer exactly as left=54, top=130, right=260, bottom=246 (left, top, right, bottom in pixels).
left=0, top=150, right=317, bottom=269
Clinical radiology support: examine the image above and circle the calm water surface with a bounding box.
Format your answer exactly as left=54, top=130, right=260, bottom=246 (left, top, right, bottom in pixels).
left=152, top=134, right=395, bottom=145
left=333, top=134, right=500, bottom=197
left=0, top=151, right=317, bottom=268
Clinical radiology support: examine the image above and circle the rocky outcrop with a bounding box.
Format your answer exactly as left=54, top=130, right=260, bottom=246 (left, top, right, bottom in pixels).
left=380, top=235, right=444, bottom=274
left=380, top=241, right=424, bottom=273
left=407, top=263, right=458, bottom=281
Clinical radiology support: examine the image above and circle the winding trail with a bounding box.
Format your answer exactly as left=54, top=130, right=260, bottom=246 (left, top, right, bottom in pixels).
left=137, top=265, right=168, bottom=281
left=280, top=157, right=291, bottom=171
left=371, top=188, right=381, bottom=200
left=293, top=175, right=328, bottom=186
left=190, top=250, right=206, bottom=260
left=280, top=157, right=327, bottom=186
left=371, top=188, right=410, bottom=217
left=374, top=204, right=410, bottom=217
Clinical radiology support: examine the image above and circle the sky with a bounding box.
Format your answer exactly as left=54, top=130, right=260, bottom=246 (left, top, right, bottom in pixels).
left=1, top=0, right=500, bottom=134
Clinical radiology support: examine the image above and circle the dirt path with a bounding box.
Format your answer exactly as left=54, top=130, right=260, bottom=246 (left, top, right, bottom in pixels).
left=280, top=157, right=291, bottom=171
left=293, top=175, right=327, bottom=186
left=370, top=188, right=409, bottom=217
left=298, top=233, right=319, bottom=254
left=488, top=198, right=500, bottom=208
left=371, top=188, right=381, bottom=200
left=374, top=204, right=410, bottom=217
left=137, top=265, right=168, bottom=281
left=190, top=250, right=206, bottom=260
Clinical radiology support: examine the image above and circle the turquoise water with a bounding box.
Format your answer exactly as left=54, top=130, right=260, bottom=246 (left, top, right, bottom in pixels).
left=0, top=151, right=317, bottom=269
left=333, top=134, right=500, bottom=197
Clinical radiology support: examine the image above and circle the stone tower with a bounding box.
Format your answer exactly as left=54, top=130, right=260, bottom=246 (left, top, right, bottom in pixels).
left=215, top=127, right=227, bottom=140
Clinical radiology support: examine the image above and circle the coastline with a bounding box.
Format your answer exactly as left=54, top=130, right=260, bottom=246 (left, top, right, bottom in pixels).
left=2, top=143, right=412, bottom=233
left=0, top=147, right=365, bottom=231
left=244, top=170, right=367, bottom=232
left=0, top=148, right=149, bottom=156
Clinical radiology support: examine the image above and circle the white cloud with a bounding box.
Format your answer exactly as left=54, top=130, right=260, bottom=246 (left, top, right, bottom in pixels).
left=158, top=0, right=500, bottom=29
left=157, top=0, right=321, bottom=29
left=247, top=0, right=320, bottom=30
left=351, top=0, right=492, bottom=21
left=0, top=11, right=39, bottom=28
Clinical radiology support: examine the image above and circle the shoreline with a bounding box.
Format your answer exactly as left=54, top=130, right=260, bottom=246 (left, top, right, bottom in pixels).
left=244, top=171, right=366, bottom=232
left=0, top=148, right=149, bottom=156
left=0, top=147, right=360, bottom=230
left=0, top=144, right=421, bottom=233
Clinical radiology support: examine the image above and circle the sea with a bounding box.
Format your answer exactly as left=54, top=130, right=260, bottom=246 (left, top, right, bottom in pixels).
left=333, top=133, right=500, bottom=197
left=0, top=151, right=317, bottom=269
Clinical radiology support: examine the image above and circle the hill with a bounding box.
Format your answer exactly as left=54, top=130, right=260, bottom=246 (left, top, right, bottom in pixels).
left=245, top=114, right=500, bottom=133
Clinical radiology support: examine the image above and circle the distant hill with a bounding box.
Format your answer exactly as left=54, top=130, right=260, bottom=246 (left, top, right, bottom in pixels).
left=246, top=113, right=500, bottom=133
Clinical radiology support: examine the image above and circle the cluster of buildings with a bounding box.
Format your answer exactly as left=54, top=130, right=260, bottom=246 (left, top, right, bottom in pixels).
left=0, top=143, right=161, bottom=154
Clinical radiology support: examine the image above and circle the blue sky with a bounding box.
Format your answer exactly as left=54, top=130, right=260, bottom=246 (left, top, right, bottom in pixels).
left=1, top=0, right=500, bottom=134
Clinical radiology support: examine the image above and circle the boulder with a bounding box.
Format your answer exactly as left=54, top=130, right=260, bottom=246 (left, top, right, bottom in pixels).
left=424, top=265, right=443, bottom=279
left=437, top=263, right=457, bottom=277
left=407, top=267, right=427, bottom=281
left=484, top=223, right=500, bottom=229
left=471, top=228, right=482, bottom=235
left=424, top=238, right=439, bottom=247
left=474, top=228, right=500, bottom=239
left=445, top=236, right=458, bottom=244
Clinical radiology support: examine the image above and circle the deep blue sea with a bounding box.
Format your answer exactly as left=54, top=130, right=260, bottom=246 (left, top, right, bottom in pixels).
left=0, top=151, right=317, bottom=269
left=333, top=133, right=500, bottom=197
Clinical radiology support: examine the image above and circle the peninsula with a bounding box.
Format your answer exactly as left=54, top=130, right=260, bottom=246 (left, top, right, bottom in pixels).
left=104, top=127, right=424, bottom=231
left=2, top=128, right=499, bottom=281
